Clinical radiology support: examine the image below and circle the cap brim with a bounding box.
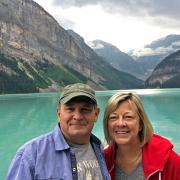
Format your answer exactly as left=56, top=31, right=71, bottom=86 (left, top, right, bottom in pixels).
left=60, top=92, right=96, bottom=104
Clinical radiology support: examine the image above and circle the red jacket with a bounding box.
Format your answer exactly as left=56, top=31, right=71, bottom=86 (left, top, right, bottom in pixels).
left=104, top=134, right=180, bottom=180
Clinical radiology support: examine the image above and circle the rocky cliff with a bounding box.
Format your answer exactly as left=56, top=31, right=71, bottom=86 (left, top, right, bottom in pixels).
left=0, top=0, right=143, bottom=93
left=0, top=0, right=89, bottom=75
left=145, top=50, right=180, bottom=88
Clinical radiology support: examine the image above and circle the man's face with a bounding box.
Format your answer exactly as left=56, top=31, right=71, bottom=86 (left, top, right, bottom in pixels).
left=57, top=100, right=100, bottom=144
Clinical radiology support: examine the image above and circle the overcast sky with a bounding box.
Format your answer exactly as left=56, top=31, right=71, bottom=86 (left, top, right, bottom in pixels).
left=34, top=0, right=180, bottom=52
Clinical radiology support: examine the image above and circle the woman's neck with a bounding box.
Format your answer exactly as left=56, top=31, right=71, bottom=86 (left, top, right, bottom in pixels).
left=116, top=142, right=142, bottom=173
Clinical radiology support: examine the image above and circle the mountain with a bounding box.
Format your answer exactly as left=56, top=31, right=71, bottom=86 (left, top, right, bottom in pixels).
left=88, top=40, right=145, bottom=80
left=145, top=34, right=180, bottom=49
left=0, top=0, right=143, bottom=93
left=67, top=30, right=144, bottom=89
left=130, top=34, right=180, bottom=78
left=145, top=50, right=180, bottom=88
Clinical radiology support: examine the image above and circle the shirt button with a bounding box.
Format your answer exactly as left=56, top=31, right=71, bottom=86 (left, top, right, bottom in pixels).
left=73, top=168, right=76, bottom=172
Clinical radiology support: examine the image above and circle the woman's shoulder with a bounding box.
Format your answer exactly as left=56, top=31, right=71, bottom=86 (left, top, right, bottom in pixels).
left=163, top=150, right=180, bottom=179
left=142, top=133, right=178, bottom=168
left=147, top=134, right=173, bottom=149
left=168, top=150, right=180, bottom=164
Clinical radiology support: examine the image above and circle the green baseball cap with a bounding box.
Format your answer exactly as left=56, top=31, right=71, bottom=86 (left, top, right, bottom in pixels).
left=59, top=83, right=97, bottom=104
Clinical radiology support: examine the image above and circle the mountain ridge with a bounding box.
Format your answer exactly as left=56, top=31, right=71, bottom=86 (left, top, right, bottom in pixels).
left=129, top=34, right=180, bottom=78
left=88, top=40, right=145, bottom=79
left=145, top=50, right=180, bottom=88
left=0, top=0, right=143, bottom=93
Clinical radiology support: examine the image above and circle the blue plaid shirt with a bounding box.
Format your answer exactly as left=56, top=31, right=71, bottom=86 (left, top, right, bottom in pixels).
left=6, top=124, right=110, bottom=180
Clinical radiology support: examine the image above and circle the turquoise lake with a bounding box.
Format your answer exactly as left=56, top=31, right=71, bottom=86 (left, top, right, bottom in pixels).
left=0, top=88, right=180, bottom=179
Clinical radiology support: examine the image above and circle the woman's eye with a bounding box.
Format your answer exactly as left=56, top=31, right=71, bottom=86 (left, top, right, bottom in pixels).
left=124, top=116, right=133, bottom=120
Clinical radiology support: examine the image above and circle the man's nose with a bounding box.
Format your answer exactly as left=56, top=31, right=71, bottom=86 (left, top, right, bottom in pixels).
left=73, top=110, right=83, bottom=120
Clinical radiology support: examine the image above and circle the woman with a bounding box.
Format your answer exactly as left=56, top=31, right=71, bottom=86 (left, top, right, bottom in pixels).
left=103, top=92, right=180, bottom=180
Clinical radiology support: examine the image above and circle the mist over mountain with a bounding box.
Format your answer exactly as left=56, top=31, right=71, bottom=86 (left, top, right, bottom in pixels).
left=88, top=40, right=145, bottom=80
left=129, top=34, right=180, bottom=78
left=89, top=36, right=180, bottom=83
left=145, top=35, right=180, bottom=49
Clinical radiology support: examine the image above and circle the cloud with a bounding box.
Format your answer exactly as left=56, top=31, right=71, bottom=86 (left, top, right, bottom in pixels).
left=87, top=41, right=104, bottom=49
left=35, top=0, right=180, bottom=52
left=172, top=41, right=180, bottom=46
left=52, top=0, right=180, bottom=31
left=55, top=16, right=75, bottom=29
left=132, top=45, right=177, bottom=57
left=52, top=0, right=98, bottom=8
left=52, top=0, right=180, bottom=20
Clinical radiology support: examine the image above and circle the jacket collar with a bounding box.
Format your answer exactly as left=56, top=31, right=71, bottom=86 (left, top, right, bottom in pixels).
left=142, top=134, right=173, bottom=177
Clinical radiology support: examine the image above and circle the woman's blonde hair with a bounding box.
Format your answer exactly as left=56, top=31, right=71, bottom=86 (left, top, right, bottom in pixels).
left=103, top=92, right=153, bottom=146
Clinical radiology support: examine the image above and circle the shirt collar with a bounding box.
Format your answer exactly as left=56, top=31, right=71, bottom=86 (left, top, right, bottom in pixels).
left=52, top=124, right=101, bottom=151
left=52, top=124, right=70, bottom=151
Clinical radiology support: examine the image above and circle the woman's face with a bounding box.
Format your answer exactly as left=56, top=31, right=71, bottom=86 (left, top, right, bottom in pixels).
left=108, top=100, right=141, bottom=146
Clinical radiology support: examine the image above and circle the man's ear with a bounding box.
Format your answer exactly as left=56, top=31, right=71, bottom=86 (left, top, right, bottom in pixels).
left=94, top=107, right=100, bottom=122
left=57, top=107, right=61, bottom=122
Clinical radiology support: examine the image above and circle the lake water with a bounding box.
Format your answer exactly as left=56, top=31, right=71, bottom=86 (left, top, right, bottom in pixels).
left=0, top=88, right=180, bottom=179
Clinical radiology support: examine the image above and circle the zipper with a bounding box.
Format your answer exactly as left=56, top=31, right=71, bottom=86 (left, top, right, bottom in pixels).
left=146, top=169, right=161, bottom=180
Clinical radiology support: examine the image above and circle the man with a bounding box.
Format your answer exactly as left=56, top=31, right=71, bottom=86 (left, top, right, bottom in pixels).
left=6, top=83, right=109, bottom=180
